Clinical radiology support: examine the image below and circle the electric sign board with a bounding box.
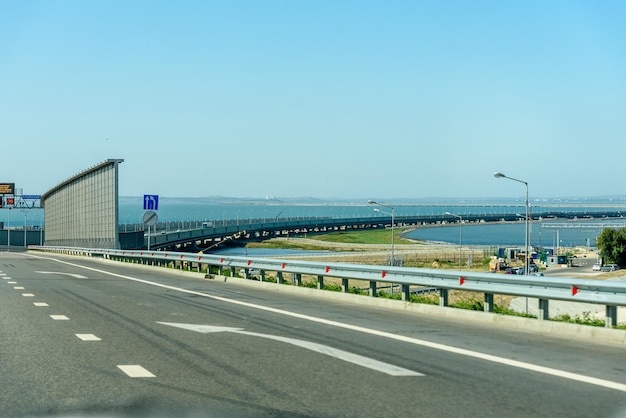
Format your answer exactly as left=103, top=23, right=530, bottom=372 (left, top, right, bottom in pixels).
left=0, top=183, right=15, bottom=195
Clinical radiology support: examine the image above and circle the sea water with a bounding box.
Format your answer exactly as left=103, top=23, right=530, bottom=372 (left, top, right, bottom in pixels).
left=117, top=197, right=626, bottom=248
left=4, top=197, right=625, bottom=249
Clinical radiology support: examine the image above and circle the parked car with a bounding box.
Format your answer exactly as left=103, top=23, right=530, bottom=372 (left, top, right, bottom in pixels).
left=592, top=263, right=602, bottom=271
left=601, top=264, right=620, bottom=272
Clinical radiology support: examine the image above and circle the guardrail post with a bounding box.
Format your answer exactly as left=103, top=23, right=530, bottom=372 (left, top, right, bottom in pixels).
left=369, top=281, right=377, bottom=297
left=317, top=275, right=324, bottom=290
left=260, top=270, right=266, bottom=282
left=439, top=289, right=449, bottom=307
left=606, top=305, right=618, bottom=328
left=230, top=266, right=236, bottom=277
left=401, top=284, right=410, bottom=301
left=538, top=299, right=549, bottom=320
left=292, top=273, right=302, bottom=286
left=277, top=271, right=284, bottom=284
left=484, top=293, right=494, bottom=313
left=341, top=278, right=349, bottom=293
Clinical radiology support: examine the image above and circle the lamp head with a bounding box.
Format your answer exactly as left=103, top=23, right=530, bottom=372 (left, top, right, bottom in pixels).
left=493, top=172, right=505, bottom=178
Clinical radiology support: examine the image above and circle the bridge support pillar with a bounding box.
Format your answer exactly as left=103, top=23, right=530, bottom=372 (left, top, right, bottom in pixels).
left=484, top=293, right=494, bottom=313
left=538, top=299, right=550, bottom=320
left=439, top=289, right=449, bottom=307
left=317, top=275, right=324, bottom=290
left=401, top=284, right=410, bottom=301
left=341, top=278, right=349, bottom=293
left=606, top=305, right=618, bottom=328
left=369, top=281, right=377, bottom=297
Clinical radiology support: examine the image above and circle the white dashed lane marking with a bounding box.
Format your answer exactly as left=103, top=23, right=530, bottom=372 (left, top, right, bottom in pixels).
left=22, top=293, right=35, bottom=297
left=117, top=365, right=155, bottom=378
left=50, top=315, right=69, bottom=320
left=76, top=334, right=101, bottom=341
left=13, top=286, right=25, bottom=290
left=33, top=303, right=49, bottom=307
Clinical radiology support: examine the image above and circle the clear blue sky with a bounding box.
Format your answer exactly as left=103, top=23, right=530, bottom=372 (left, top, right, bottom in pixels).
left=2, top=0, right=625, bottom=200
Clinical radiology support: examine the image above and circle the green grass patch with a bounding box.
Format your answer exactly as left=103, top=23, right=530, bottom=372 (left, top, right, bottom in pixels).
left=551, top=312, right=605, bottom=327
left=311, top=228, right=417, bottom=245
left=247, top=240, right=333, bottom=251
left=410, top=294, right=439, bottom=305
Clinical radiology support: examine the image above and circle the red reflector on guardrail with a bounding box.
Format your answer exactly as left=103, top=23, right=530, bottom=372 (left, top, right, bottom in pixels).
left=460, top=277, right=465, bottom=285
left=572, top=285, right=579, bottom=296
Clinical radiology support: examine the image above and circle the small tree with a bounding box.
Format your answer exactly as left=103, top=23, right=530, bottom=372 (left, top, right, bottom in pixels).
left=596, top=227, right=626, bottom=267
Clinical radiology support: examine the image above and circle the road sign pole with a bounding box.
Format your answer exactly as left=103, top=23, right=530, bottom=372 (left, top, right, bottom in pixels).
left=143, top=210, right=158, bottom=251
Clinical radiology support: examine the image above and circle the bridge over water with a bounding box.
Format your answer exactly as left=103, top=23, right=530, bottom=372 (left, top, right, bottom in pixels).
left=118, top=209, right=626, bottom=251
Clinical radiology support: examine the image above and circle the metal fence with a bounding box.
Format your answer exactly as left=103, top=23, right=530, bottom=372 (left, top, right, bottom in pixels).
left=33, top=246, right=626, bottom=328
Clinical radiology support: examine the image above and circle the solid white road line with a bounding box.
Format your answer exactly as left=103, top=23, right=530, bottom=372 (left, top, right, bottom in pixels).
left=117, top=365, right=155, bottom=378
left=158, top=322, right=422, bottom=376
left=76, top=334, right=101, bottom=341
left=34, top=254, right=626, bottom=393
left=50, top=315, right=69, bottom=320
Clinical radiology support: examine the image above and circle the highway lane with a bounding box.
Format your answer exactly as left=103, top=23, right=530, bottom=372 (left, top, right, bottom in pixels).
left=2, top=252, right=626, bottom=417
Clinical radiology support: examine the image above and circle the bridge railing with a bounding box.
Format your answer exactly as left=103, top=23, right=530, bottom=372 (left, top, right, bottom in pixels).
left=32, top=245, right=626, bottom=328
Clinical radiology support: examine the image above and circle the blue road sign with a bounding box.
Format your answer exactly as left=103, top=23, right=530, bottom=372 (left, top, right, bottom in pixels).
left=143, top=194, right=159, bottom=210
left=22, top=195, right=41, bottom=200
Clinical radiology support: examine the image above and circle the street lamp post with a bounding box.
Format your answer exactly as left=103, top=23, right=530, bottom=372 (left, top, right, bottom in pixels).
left=368, top=200, right=395, bottom=266
left=22, top=209, right=27, bottom=248
left=494, top=172, right=529, bottom=276
left=446, top=212, right=463, bottom=270
left=7, top=207, right=11, bottom=248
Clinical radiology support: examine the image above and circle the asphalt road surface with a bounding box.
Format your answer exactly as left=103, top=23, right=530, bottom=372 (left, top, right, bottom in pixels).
left=2, top=251, right=626, bottom=418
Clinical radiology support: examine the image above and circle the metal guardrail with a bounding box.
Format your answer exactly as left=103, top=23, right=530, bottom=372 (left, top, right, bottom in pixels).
left=32, top=246, right=626, bottom=327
